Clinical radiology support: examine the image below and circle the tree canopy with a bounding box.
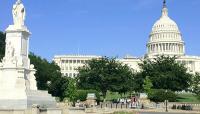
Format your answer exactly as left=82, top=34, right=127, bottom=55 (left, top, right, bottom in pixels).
left=76, top=57, right=135, bottom=98
left=0, top=32, right=5, bottom=60
left=137, top=55, right=192, bottom=92
left=29, top=53, right=69, bottom=100
left=191, top=73, right=200, bottom=95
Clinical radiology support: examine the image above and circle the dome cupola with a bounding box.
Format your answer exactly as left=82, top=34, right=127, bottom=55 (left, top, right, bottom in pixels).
left=147, top=0, right=185, bottom=57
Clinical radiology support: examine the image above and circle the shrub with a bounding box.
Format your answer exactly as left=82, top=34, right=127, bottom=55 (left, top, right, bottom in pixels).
left=181, top=105, right=193, bottom=110
left=75, top=90, right=100, bottom=103
left=171, top=105, right=177, bottom=109
left=196, top=94, right=200, bottom=101
left=148, top=89, right=177, bottom=102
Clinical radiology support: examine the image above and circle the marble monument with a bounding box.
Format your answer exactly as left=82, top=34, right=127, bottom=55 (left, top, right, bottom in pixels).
left=0, top=0, right=56, bottom=109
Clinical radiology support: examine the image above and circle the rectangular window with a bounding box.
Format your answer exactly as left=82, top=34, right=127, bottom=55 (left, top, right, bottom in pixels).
left=81, top=60, right=84, bottom=63
left=66, top=67, right=68, bottom=71
left=69, top=73, right=72, bottom=77
left=62, top=60, right=65, bottom=63
left=69, top=60, right=72, bottom=63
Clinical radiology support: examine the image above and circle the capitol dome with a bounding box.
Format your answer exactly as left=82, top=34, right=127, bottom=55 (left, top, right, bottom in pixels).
left=147, top=0, right=185, bottom=56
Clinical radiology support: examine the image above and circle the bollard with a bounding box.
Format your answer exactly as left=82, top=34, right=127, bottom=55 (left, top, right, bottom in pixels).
left=116, top=103, right=118, bottom=109
left=111, top=103, right=112, bottom=109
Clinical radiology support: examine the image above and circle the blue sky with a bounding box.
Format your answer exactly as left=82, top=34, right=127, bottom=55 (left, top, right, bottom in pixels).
left=0, top=0, right=200, bottom=61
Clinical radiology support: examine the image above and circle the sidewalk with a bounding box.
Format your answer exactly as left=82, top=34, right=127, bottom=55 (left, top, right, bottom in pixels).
left=135, top=109, right=200, bottom=114
left=67, top=108, right=200, bottom=114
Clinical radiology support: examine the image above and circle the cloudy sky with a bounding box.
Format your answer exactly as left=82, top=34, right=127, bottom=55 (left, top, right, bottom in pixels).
left=0, top=0, right=200, bottom=60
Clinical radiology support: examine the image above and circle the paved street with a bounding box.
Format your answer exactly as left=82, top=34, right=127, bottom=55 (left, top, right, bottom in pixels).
left=140, top=112, right=197, bottom=114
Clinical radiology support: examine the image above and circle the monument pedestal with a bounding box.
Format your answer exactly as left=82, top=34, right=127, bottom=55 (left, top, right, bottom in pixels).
left=0, top=1, right=57, bottom=109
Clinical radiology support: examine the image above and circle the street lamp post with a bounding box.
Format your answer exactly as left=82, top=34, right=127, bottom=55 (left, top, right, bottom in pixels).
left=165, top=90, right=168, bottom=112
left=165, top=100, right=168, bottom=112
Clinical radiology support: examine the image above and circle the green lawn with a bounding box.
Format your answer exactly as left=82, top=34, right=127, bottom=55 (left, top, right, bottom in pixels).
left=105, top=91, right=130, bottom=101
left=105, top=91, right=121, bottom=101
left=176, top=93, right=200, bottom=103
left=104, top=92, right=200, bottom=103
left=113, top=111, right=136, bottom=114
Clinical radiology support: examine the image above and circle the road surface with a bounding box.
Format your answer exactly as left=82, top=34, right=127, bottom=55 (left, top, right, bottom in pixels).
left=140, top=112, right=197, bottom=114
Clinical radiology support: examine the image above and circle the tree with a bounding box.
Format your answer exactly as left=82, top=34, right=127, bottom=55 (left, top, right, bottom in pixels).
left=64, top=78, right=77, bottom=105
left=0, top=32, right=5, bottom=61
left=138, top=55, right=192, bottom=92
left=48, top=76, right=69, bottom=101
left=143, top=76, right=153, bottom=94
left=191, top=73, right=200, bottom=98
left=76, top=57, right=135, bottom=98
left=29, top=53, right=68, bottom=100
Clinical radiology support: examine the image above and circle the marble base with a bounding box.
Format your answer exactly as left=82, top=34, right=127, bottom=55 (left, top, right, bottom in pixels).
left=0, top=90, right=56, bottom=109
left=26, top=90, right=57, bottom=108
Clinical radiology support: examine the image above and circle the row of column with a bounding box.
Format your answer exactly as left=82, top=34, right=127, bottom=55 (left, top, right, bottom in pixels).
left=148, top=43, right=184, bottom=54
left=151, top=33, right=180, bottom=40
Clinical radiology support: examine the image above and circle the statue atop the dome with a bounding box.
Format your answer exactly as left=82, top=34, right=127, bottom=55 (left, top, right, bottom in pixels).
left=12, top=0, right=26, bottom=27
left=163, top=0, right=166, bottom=7
left=162, top=0, right=168, bottom=17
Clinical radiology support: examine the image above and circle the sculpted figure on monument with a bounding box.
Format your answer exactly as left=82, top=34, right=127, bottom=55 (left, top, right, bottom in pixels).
left=6, top=42, right=15, bottom=58
left=12, top=0, right=26, bottom=26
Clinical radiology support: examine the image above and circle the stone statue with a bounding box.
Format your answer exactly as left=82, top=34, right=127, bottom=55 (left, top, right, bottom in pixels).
left=12, top=0, right=26, bottom=26
left=6, top=42, right=14, bottom=58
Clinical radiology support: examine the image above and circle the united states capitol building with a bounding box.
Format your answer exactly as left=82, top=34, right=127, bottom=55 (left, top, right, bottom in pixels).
left=53, top=1, right=200, bottom=77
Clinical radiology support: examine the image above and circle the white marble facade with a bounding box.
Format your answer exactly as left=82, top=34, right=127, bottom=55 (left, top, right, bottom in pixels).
left=53, top=55, right=101, bottom=77
left=0, top=0, right=56, bottom=109
left=54, top=1, right=200, bottom=76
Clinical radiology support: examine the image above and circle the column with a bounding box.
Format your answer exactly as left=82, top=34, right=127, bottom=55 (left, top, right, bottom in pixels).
left=175, top=44, right=178, bottom=52
left=183, top=46, right=185, bottom=54
left=148, top=45, right=150, bottom=53
left=156, top=44, right=158, bottom=52
left=166, top=43, right=168, bottom=51
left=181, top=45, right=183, bottom=53
left=160, top=44, right=162, bottom=52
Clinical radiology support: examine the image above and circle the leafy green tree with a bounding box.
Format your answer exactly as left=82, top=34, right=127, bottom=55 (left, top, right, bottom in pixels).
left=65, top=78, right=77, bottom=105
left=29, top=53, right=68, bottom=100
left=0, top=32, right=5, bottom=60
left=143, top=76, right=153, bottom=94
left=191, top=73, right=200, bottom=98
left=29, top=53, right=52, bottom=90
left=148, top=89, right=177, bottom=102
left=138, top=55, right=192, bottom=92
left=76, top=57, right=135, bottom=98
left=48, top=76, right=69, bottom=101
left=133, top=73, right=145, bottom=93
